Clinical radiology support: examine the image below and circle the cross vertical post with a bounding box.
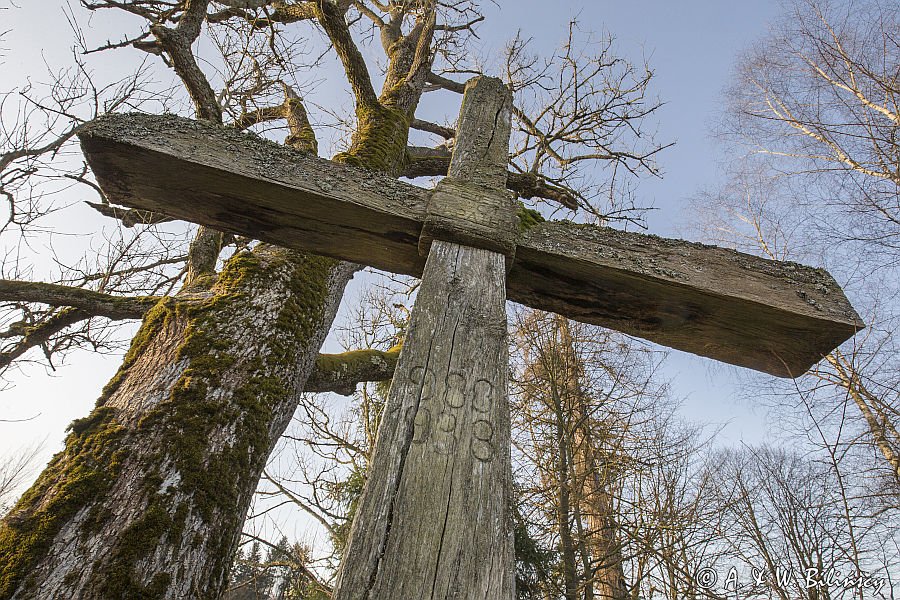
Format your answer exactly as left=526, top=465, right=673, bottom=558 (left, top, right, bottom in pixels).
left=331, top=77, right=517, bottom=600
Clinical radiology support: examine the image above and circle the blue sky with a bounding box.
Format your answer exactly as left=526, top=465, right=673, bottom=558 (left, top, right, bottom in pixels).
left=472, top=0, right=788, bottom=440
left=0, top=0, right=790, bottom=498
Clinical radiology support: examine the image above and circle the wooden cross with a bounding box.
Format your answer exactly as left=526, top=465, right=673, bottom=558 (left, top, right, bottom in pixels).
left=78, top=76, right=862, bottom=599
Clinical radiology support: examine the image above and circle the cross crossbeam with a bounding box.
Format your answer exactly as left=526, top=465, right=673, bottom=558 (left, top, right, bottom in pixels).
left=79, top=112, right=862, bottom=377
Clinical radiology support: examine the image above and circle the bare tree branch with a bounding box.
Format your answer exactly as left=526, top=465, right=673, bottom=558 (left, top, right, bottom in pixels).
left=0, top=279, right=160, bottom=320
left=314, top=0, right=379, bottom=109
left=0, top=308, right=91, bottom=370
left=410, top=117, right=454, bottom=139
left=403, top=147, right=579, bottom=210
left=426, top=71, right=465, bottom=94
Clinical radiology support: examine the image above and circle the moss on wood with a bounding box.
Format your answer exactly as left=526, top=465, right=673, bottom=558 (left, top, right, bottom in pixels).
left=284, top=97, right=319, bottom=155
left=98, top=298, right=176, bottom=405
left=307, top=345, right=401, bottom=394
left=121, top=248, right=339, bottom=592
left=313, top=347, right=398, bottom=373
left=516, top=203, right=546, bottom=233
left=0, top=247, right=342, bottom=598
left=334, top=104, right=410, bottom=175
left=0, top=406, right=126, bottom=597
left=97, top=500, right=173, bottom=599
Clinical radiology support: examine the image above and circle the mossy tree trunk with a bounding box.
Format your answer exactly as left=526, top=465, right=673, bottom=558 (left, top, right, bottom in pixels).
left=0, top=247, right=357, bottom=599
left=0, top=3, right=437, bottom=597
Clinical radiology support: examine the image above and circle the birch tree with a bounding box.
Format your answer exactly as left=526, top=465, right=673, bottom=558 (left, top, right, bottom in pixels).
left=725, top=0, right=899, bottom=254
left=700, top=0, right=900, bottom=490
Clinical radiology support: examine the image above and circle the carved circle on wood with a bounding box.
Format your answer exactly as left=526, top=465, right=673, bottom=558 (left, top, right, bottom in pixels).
left=472, top=379, right=493, bottom=413
left=471, top=419, right=496, bottom=462
left=407, top=365, right=497, bottom=462
left=412, top=407, right=432, bottom=445
left=434, top=411, right=459, bottom=455
left=444, top=370, right=467, bottom=408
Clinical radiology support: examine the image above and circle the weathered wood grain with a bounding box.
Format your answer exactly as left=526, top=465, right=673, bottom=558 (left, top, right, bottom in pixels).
left=419, top=177, right=519, bottom=259
left=332, top=75, right=516, bottom=600
left=511, top=222, right=863, bottom=377
left=419, top=76, right=519, bottom=259
left=78, top=113, right=428, bottom=276
left=332, top=241, right=515, bottom=600
left=78, top=113, right=863, bottom=376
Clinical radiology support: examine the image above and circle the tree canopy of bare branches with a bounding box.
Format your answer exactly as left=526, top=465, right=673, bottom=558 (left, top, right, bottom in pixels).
left=0, top=1, right=671, bottom=597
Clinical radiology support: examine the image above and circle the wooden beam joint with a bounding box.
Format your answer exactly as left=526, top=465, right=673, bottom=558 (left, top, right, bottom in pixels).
left=418, top=76, right=519, bottom=265
left=418, top=177, right=518, bottom=262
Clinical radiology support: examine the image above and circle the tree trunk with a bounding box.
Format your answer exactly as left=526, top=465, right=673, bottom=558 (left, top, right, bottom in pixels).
left=555, top=396, right=579, bottom=600
left=558, top=316, right=628, bottom=600
left=826, top=353, right=900, bottom=483
left=581, top=456, right=628, bottom=600
left=0, top=246, right=357, bottom=599
left=1, top=4, right=435, bottom=597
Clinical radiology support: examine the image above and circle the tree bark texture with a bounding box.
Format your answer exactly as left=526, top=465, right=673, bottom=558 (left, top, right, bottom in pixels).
left=332, top=240, right=515, bottom=600
left=0, top=246, right=357, bottom=599
left=583, top=476, right=628, bottom=600
left=1, top=5, right=435, bottom=597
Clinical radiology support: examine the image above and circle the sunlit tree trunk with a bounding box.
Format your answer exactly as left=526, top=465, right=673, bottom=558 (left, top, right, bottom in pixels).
left=560, top=317, right=628, bottom=600
left=0, top=0, right=438, bottom=595
left=577, top=430, right=628, bottom=600
left=554, top=386, right=580, bottom=600
left=826, top=352, right=900, bottom=484
left=0, top=246, right=356, bottom=598
left=518, top=313, right=630, bottom=600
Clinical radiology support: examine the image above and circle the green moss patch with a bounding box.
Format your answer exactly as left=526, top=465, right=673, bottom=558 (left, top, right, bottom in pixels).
left=517, top=203, right=546, bottom=233
left=334, top=103, right=410, bottom=175
left=0, top=406, right=126, bottom=597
